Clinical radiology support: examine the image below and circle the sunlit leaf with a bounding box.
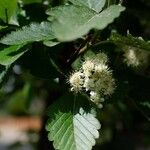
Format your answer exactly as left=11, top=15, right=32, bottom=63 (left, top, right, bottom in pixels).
left=47, top=5, right=125, bottom=41
left=46, top=94, right=101, bottom=150
left=0, top=44, right=26, bottom=66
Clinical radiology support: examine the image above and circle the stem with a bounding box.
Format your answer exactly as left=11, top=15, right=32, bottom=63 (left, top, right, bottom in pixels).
left=107, top=0, right=110, bottom=7
left=91, top=40, right=112, bottom=47
left=5, top=8, right=8, bottom=24
left=90, top=30, right=101, bottom=45
left=73, top=94, right=77, bottom=114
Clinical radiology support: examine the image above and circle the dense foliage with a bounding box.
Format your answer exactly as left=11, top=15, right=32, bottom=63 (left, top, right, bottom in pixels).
left=0, top=0, right=150, bottom=150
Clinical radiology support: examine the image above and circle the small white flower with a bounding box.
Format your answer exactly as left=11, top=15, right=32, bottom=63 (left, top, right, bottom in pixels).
left=90, top=91, right=100, bottom=102
left=92, top=64, right=109, bottom=80
left=92, top=64, right=115, bottom=96
left=95, top=63, right=108, bottom=73
left=103, top=77, right=115, bottom=95
left=90, top=91, right=105, bottom=108
left=124, top=47, right=149, bottom=67
left=83, top=77, right=95, bottom=91
left=95, top=75, right=115, bottom=95
left=97, top=103, right=103, bottom=109
left=124, top=48, right=139, bottom=66
left=90, top=91, right=98, bottom=99
left=68, top=52, right=116, bottom=108
left=94, top=53, right=108, bottom=64
left=69, top=71, right=84, bottom=92
left=82, top=60, right=95, bottom=77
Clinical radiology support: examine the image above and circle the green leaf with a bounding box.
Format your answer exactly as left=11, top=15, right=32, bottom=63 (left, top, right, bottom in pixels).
left=140, top=102, right=150, bottom=109
left=69, top=0, right=106, bottom=12
left=0, top=65, right=11, bottom=89
left=0, top=44, right=26, bottom=66
left=43, top=40, right=60, bottom=47
left=22, top=0, right=42, bottom=4
left=0, top=26, right=7, bottom=31
left=0, top=0, right=17, bottom=23
left=46, top=94, right=101, bottom=150
left=6, top=82, right=32, bottom=114
left=137, top=101, right=150, bottom=121
left=110, top=33, right=150, bottom=52
left=20, top=46, right=59, bottom=79
left=47, top=5, right=125, bottom=41
left=0, top=22, right=55, bottom=45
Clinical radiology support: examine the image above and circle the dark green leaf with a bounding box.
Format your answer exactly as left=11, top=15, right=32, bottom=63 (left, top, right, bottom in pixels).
left=110, top=33, right=150, bottom=52
left=0, top=65, right=12, bottom=89
left=22, top=0, right=42, bottom=4
left=0, top=0, right=17, bottom=23
left=20, top=46, right=59, bottom=79
left=0, top=44, right=26, bottom=66
left=140, top=102, right=150, bottom=109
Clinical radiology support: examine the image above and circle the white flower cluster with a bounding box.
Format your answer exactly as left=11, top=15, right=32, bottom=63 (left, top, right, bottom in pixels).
left=69, top=53, right=116, bottom=108
left=123, top=47, right=149, bottom=67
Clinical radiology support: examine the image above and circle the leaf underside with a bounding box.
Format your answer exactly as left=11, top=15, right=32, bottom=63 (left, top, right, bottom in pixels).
left=46, top=94, right=101, bottom=150
left=69, top=0, right=106, bottom=12
left=0, top=3, right=125, bottom=45
left=47, top=5, right=125, bottom=41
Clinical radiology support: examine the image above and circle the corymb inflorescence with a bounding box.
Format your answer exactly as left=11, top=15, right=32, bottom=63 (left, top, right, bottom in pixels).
left=68, top=52, right=116, bottom=108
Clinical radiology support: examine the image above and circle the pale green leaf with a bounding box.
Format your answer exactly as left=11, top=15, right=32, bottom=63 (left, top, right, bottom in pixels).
left=0, top=22, right=55, bottom=45
left=0, top=44, right=26, bottom=66
left=43, top=40, right=60, bottom=47
left=0, top=26, right=7, bottom=30
left=47, top=5, right=125, bottom=41
left=0, top=0, right=17, bottom=23
left=69, top=0, right=106, bottom=12
left=46, top=94, right=101, bottom=150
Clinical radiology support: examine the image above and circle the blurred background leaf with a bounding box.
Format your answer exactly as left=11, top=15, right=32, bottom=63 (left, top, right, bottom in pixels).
left=0, top=0, right=17, bottom=23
